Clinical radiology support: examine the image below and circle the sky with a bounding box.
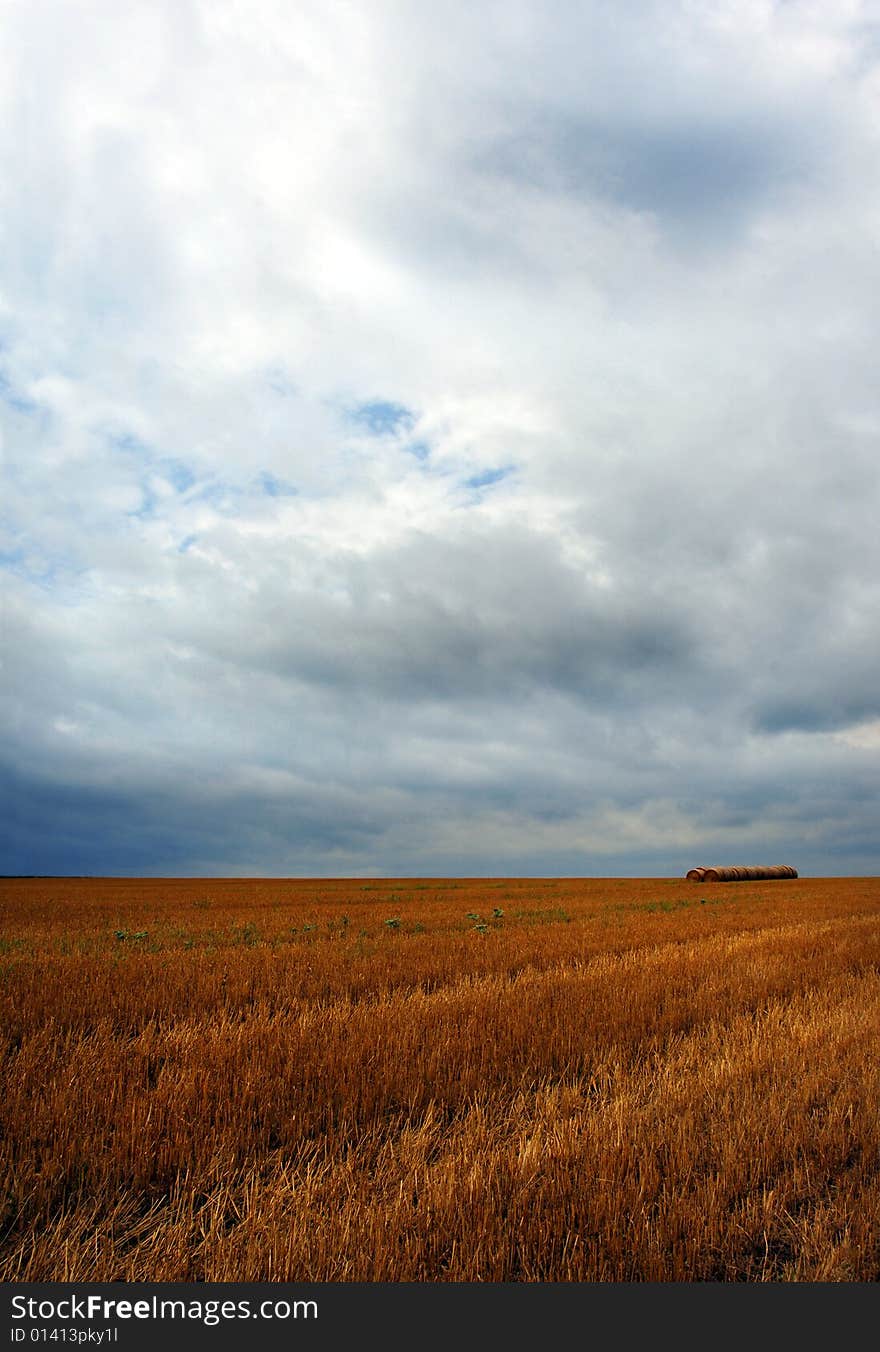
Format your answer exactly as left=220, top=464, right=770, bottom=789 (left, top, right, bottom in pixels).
left=2, top=0, right=879, bottom=878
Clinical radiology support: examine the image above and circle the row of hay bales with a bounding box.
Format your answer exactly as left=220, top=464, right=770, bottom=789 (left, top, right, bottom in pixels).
left=686, top=865, right=798, bottom=882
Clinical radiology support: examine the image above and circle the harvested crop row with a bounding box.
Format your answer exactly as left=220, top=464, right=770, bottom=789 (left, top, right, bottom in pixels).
left=2, top=876, right=878, bottom=1280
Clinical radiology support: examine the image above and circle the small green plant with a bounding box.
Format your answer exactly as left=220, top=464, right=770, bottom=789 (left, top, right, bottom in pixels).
left=473, top=922, right=489, bottom=934
left=384, top=917, right=401, bottom=930
left=492, top=908, right=504, bottom=920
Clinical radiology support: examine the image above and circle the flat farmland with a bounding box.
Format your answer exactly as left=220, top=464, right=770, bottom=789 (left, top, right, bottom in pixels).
left=1, top=874, right=879, bottom=1281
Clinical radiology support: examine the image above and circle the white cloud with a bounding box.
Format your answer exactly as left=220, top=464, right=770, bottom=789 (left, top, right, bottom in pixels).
left=2, top=0, right=880, bottom=874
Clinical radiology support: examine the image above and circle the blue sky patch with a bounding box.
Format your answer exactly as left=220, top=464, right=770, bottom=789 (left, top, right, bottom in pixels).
left=108, top=435, right=195, bottom=496
left=0, top=545, right=26, bottom=571
left=348, top=399, right=416, bottom=436
left=0, top=371, right=38, bottom=416
left=464, top=466, right=513, bottom=492
left=258, top=471, right=298, bottom=498
left=160, top=458, right=197, bottom=494
left=109, top=430, right=151, bottom=458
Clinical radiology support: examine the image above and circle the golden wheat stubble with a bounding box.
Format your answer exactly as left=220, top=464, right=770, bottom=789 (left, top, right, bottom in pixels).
left=1, top=875, right=878, bottom=1279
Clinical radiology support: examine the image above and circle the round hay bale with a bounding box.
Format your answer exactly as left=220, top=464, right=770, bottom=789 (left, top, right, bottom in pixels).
left=699, top=865, right=799, bottom=882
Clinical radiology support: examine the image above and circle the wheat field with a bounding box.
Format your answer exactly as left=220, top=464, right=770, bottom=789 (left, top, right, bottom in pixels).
left=1, top=874, right=878, bottom=1281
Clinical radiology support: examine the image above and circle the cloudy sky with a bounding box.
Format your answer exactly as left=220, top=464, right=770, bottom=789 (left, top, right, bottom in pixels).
left=2, top=0, right=879, bottom=877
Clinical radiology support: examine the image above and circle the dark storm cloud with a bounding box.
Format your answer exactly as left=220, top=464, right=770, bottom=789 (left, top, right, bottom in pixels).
left=0, top=761, right=387, bottom=877
left=474, top=109, right=816, bottom=246
left=229, top=525, right=703, bottom=706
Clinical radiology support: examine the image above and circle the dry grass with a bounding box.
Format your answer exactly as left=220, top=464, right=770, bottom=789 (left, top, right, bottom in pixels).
left=1, top=875, right=878, bottom=1281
